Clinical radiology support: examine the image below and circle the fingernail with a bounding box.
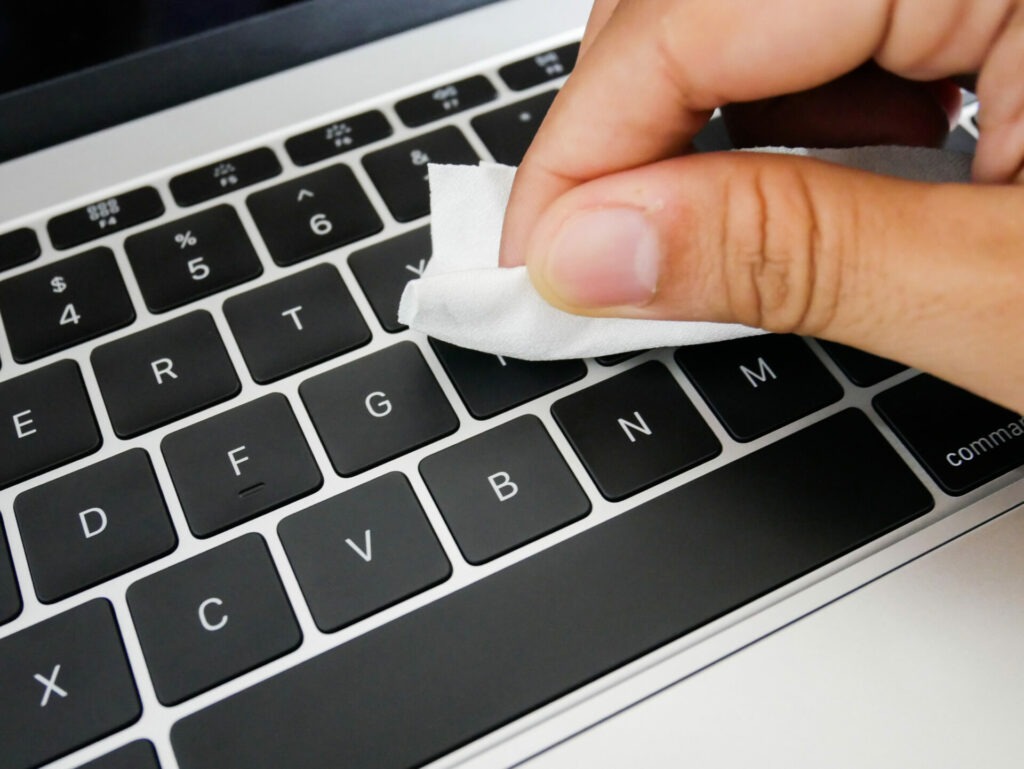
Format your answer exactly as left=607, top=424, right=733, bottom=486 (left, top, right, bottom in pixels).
left=542, top=208, right=661, bottom=308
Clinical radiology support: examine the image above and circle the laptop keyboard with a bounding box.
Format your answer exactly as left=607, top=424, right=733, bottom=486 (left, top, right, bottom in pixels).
left=0, top=37, right=1021, bottom=769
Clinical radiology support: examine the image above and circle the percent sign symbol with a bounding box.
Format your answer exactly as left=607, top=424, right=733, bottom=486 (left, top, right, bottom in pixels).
left=174, top=231, right=198, bottom=249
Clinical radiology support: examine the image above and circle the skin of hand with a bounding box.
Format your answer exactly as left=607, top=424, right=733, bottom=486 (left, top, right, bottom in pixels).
left=499, top=0, right=1024, bottom=414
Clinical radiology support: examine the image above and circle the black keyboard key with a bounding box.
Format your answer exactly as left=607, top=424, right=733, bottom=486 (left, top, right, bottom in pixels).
left=300, top=342, right=458, bottom=477
left=675, top=335, right=844, bottom=441
left=224, top=263, right=370, bottom=383
left=499, top=43, right=579, bottom=90
left=420, top=415, right=590, bottom=564
left=91, top=311, right=240, bottom=438
left=125, top=205, right=262, bottom=313
left=348, top=227, right=430, bottom=332
left=395, top=75, right=497, bottom=127
left=0, top=247, right=135, bottom=362
left=552, top=362, right=720, bottom=501
left=14, top=449, right=176, bottom=603
left=471, top=90, right=556, bottom=165
left=170, top=409, right=930, bottom=769
left=818, top=340, right=906, bottom=387
left=0, top=518, right=20, bottom=625
left=692, top=116, right=735, bottom=153
left=246, top=165, right=382, bottom=266
left=162, top=394, right=322, bottom=537
left=874, top=374, right=1024, bottom=495
left=944, top=125, right=977, bottom=154
left=362, top=127, right=479, bottom=222
left=279, top=472, right=450, bottom=632
left=0, top=228, right=40, bottom=272
left=430, top=339, right=585, bottom=419
left=286, top=110, right=393, bottom=166
left=595, top=351, right=641, bottom=366
left=48, top=187, right=164, bottom=250
left=0, top=360, right=101, bottom=490
left=169, top=148, right=282, bottom=207
left=0, top=599, right=140, bottom=769
left=79, top=740, right=160, bottom=769
left=127, top=533, right=300, bottom=706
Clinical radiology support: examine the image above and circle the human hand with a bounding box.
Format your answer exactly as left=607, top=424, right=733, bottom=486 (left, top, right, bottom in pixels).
left=499, top=0, right=1024, bottom=413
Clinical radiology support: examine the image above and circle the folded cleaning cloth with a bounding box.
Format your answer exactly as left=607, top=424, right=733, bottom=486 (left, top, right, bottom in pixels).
left=398, top=147, right=972, bottom=360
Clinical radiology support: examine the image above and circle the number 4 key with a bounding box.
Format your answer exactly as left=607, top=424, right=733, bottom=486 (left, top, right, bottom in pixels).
left=0, top=247, right=135, bottom=362
left=247, top=165, right=382, bottom=267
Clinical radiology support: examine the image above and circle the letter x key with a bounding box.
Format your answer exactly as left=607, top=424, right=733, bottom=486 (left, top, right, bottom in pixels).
left=34, top=663, right=68, bottom=706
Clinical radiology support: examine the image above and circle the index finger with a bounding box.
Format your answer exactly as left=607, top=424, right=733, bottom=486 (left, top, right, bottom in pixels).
left=499, top=0, right=1017, bottom=265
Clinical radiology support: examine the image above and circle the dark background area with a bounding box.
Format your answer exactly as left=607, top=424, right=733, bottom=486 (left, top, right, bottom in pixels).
left=0, top=0, right=501, bottom=162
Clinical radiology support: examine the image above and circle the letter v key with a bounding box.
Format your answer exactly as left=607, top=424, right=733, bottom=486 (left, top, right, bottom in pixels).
left=345, top=529, right=372, bottom=562
left=404, top=259, right=427, bottom=277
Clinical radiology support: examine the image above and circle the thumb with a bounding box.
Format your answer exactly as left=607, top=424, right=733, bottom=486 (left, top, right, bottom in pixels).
left=523, top=152, right=1024, bottom=412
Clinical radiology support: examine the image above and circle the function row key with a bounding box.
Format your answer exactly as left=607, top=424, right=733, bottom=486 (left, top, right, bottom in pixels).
left=499, top=42, right=580, bottom=90
left=125, top=204, right=262, bottom=313
left=0, top=227, right=41, bottom=273
left=169, top=147, right=282, bottom=207
left=395, top=75, right=497, bottom=128
left=0, top=246, right=135, bottom=363
left=286, top=110, right=393, bottom=167
left=47, top=186, right=164, bottom=250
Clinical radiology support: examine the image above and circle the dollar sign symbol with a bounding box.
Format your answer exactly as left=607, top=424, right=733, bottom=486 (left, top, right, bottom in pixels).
left=50, top=276, right=67, bottom=293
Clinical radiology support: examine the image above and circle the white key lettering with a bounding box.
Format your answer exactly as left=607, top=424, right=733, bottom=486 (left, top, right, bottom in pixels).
left=365, top=391, right=392, bottom=418
left=495, top=355, right=508, bottom=367
left=13, top=409, right=36, bottom=438
left=78, top=507, right=108, bottom=539
left=151, top=358, right=177, bottom=384
left=228, top=446, right=249, bottom=477
left=487, top=471, right=518, bottom=502
left=740, top=357, right=777, bottom=388
left=34, top=664, right=68, bottom=707
left=198, top=597, right=228, bottom=631
left=404, top=259, right=427, bottom=277
left=345, top=529, right=373, bottom=562
left=281, top=306, right=304, bottom=330
left=618, top=411, right=652, bottom=443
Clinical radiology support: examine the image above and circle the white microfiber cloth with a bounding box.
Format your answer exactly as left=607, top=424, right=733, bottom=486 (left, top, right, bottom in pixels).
left=398, top=147, right=972, bottom=360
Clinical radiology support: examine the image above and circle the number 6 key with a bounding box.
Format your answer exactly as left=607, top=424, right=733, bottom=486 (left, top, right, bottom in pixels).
left=246, top=165, right=383, bottom=267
